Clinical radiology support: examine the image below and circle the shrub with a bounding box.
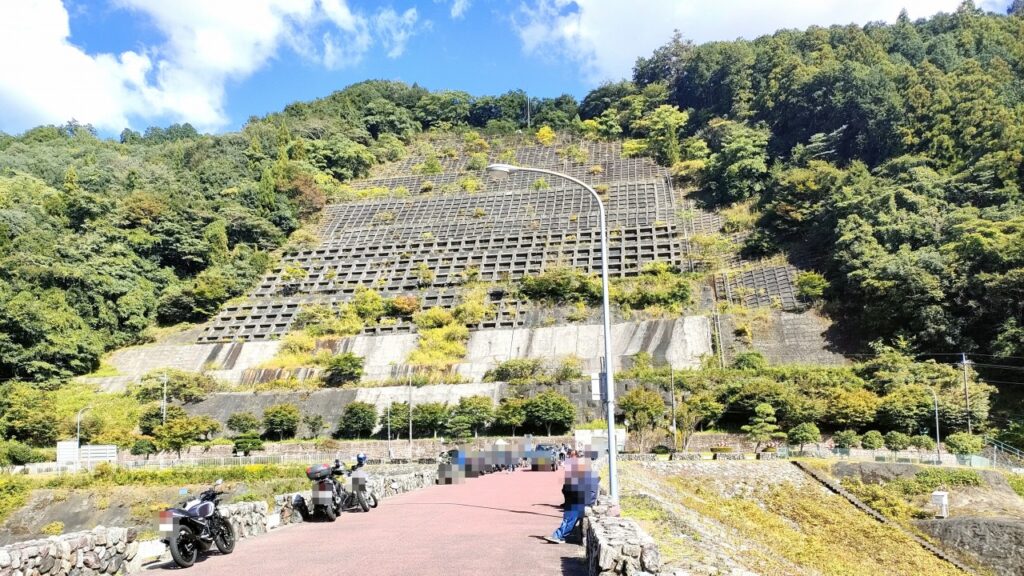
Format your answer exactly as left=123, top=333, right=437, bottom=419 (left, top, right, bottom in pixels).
left=352, top=288, right=387, bottom=322
left=709, top=446, right=733, bottom=453
left=531, top=177, right=550, bottom=190
left=484, top=359, right=546, bottom=383
left=944, top=432, right=984, bottom=456
left=0, top=440, right=46, bottom=466
left=280, top=331, right=316, bottom=355
left=323, top=352, right=364, bottom=387
left=41, top=521, right=64, bottom=536
left=832, top=430, right=860, bottom=449
left=883, top=431, right=912, bottom=453
left=796, top=271, right=829, bottom=302
left=860, top=430, right=884, bottom=450
left=263, top=404, right=301, bottom=440
left=413, top=307, right=456, bottom=330
left=520, top=266, right=601, bottom=304
left=553, top=356, right=584, bottom=383
left=226, top=412, right=262, bottom=435
left=134, top=370, right=217, bottom=404
left=388, top=295, right=421, bottom=316
left=303, top=414, right=325, bottom=438
left=466, top=153, right=488, bottom=171
left=535, top=126, right=556, bottom=146
left=233, top=433, right=264, bottom=456
left=731, top=351, right=767, bottom=371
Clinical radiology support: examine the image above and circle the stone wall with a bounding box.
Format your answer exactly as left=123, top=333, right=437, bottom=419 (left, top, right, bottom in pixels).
left=0, top=526, right=139, bottom=576
left=219, top=501, right=268, bottom=541
left=583, top=499, right=662, bottom=576
left=916, top=517, right=1024, bottom=575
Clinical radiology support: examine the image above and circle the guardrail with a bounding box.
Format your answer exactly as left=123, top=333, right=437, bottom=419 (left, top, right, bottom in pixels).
left=10, top=453, right=440, bottom=476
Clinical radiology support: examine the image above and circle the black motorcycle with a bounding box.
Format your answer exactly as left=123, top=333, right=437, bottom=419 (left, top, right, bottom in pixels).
left=298, top=461, right=369, bottom=521
left=160, top=479, right=236, bottom=568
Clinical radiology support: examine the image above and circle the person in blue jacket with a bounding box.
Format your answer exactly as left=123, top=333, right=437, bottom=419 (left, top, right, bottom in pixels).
left=545, top=455, right=600, bottom=544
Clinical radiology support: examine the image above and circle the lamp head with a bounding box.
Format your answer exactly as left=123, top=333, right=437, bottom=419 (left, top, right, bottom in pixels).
left=486, top=163, right=517, bottom=180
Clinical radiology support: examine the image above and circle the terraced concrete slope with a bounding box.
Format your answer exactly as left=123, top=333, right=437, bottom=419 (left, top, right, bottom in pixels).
left=79, top=137, right=843, bottom=390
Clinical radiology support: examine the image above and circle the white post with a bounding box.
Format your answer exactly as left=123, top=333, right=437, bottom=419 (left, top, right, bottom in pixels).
left=161, top=371, right=168, bottom=424
left=486, top=163, right=619, bottom=502
left=926, top=387, right=942, bottom=465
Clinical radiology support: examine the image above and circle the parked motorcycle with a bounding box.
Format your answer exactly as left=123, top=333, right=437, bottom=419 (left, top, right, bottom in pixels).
left=302, top=462, right=343, bottom=521
left=160, top=479, right=236, bottom=568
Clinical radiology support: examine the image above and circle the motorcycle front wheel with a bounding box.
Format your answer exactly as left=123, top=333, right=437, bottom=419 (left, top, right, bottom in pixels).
left=356, top=491, right=369, bottom=512
left=169, top=525, right=199, bottom=568
left=213, top=517, right=236, bottom=554
left=366, top=492, right=379, bottom=509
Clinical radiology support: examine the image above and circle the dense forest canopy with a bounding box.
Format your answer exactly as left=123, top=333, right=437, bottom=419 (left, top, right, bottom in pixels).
left=0, top=2, right=1022, bottom=421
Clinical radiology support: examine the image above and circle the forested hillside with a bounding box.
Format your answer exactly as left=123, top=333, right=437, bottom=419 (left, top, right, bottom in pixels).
left=1, top=3, right=1023, bottom=396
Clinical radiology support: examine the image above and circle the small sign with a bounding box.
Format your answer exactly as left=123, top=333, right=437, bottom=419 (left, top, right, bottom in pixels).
left=590, top=373, right=601, bottom=401
left=931, top=491, right=949, bottom=518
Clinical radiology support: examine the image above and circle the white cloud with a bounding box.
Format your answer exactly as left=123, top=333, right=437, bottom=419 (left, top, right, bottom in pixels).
left=374, top=8, right=419, bottom=59
left=0, top=0, right=417, bottom=134
left=450, top=0, right=471, bottom=19
left=511, top=0, right=998, bottom=85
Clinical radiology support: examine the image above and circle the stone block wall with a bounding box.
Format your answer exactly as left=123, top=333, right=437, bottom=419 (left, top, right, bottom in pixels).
left=0, top=526, right=139, bottom=576
left=584, top=499, right=662, bottom=576
left=220, top=501, right=269, bottom=540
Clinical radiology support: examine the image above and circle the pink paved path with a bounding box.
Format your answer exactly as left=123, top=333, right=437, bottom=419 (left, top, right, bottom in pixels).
left=151, top=469, right=586, bottom=576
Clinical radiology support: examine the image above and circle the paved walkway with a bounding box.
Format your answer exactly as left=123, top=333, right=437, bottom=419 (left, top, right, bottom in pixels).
left=150, top=469, right=586, bottom=576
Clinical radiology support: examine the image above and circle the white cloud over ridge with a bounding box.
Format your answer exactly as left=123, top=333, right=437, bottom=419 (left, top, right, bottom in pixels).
left=512, top=0, right=1007, bottom=85
left=0, top=0, right=421, bottom=134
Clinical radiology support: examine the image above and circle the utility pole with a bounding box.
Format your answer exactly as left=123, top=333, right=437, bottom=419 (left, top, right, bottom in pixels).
left=961, top=353, right=972, bottom=434
left=386, top=403, right=392, bottom=460
left=669, top=367, right=677, bottom=451
left=161, top=371, right=168, bottom=424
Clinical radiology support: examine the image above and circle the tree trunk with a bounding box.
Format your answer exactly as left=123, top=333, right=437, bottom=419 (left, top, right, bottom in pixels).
left=546, top=424, right=552, bottom=436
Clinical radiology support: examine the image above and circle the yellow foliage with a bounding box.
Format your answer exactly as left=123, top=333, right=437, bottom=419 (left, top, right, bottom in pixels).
left=535, top=126, right=556, bottom=146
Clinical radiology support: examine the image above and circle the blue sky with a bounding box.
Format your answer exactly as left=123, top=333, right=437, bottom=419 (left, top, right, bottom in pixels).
left=0, top=0, right=1012, bottom=137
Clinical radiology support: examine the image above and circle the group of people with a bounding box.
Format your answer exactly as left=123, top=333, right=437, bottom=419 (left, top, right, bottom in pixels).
left=546, top=448, right=600, bottom=544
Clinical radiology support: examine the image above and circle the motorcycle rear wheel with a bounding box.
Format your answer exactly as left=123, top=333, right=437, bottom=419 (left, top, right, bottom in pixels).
left=213, top=517, right=236, bottom=554
left=169, top=525, right=199, bottom=568
left=322, top=504, right=337, bottom=522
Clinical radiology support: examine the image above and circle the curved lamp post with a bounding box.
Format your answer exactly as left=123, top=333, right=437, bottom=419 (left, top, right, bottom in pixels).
left=486, top=163, right=619, bottom=502
left=76, top=406, right=92, bottom=470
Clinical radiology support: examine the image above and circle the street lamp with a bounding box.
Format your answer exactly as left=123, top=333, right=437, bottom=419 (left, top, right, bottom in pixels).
left=486, top=163, right=620, bottom=502
left=76, top=406, right=92, bottom=470
left=925, top=387, right=942, bottom=465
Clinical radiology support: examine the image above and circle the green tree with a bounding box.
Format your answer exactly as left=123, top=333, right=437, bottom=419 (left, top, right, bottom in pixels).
left=263, top=403, right=301, bottom=440
left=637, top=105, right=688, bottom=165
left=796, top=271, right=829, bottom=302
left=134, top=370, right=218, bottom=404
left=336, top=401, right=377, bottom=439
left=787, top=422, right=821, bottom=453
left=944, top=432, right=983, bottom=456
left=379, top=402, right=410, bottom=439
left=412, top=402, right=449, bottom=438
left=832, top=430, right=860, bottom=449
left=303, top=414, right=325, bottom=438
left=861, top=430, right=885, bottom=451
left=153, top=417, right=205, bottom=457
left=451, top=396, right=494, bottom=438
left=883, top=431, right=912, bottom=456
left=226, top=411, right=262, bottom=435
left=524, top=390, right=576, bottom=436
left=495, top=398, right=527, bottom=436
left=138, top=404, right=187, bottom=437
left=741, top=403, right=787, bottom=452
left=619, top=387, right=666, bottom=453
left=130, top=438, right=158, bottom=459
left=323, top=352, right=364, bottom=387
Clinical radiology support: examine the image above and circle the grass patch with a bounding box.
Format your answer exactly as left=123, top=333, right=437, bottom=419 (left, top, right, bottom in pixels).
left=1005, top=473, right=1024, bottom=498
left=665, top=476, right=964, bottom=576
left=840, top=468, right=983, bottom=523
left=0, top=477, right=31, bottom=524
